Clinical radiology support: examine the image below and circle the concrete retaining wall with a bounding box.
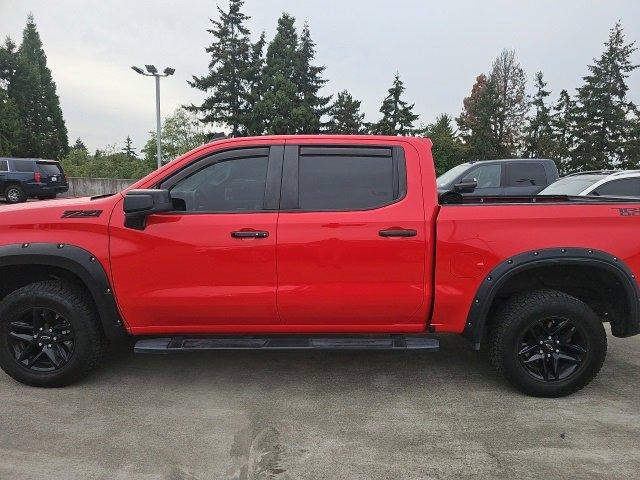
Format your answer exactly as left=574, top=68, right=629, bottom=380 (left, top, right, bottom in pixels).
left=63, top=177, right=136, bottom=197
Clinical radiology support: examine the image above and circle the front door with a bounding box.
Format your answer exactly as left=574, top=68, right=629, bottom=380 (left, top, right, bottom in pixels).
left=109, top=146, right=283, bottom=334
left=276, top=142, right=428, bottom=330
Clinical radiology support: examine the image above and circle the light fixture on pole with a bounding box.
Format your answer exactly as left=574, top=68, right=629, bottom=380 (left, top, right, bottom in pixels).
left=131, top=64, right=175, bottom=169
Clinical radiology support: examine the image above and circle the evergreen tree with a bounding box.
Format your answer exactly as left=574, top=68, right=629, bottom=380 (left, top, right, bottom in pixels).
left=420, top=114, right=467, bottom=175
left=570, top=22, right=638, bottom=171
left=457, top=74, right=502, bottom=159
left=243, top=32, right=267, bottom=135
left=626, top=114, right=640, bottom=168
left=10, top=15, right=68, bottom=158
left=523, top=72, right=555, bottom=158
left=72, top=137, right=87, bottom=152
left=326, top=90, right=365, bottom=133
left=256, top=13, right=302, bottom=134
left=0, top=88, right=21, bottom=156
left=373, top=73, right=418, bottom=135
left=489, top=49, right=528, bottom=156
left=550, top=89, right=575, bottom=173
left=122, top=136, right=137, bottom=158
left=295, top=22, right=331, bottom=133
left=187, top=0, right=253, bottom=136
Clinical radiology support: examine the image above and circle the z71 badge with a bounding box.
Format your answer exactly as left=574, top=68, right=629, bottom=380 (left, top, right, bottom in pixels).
left=616, top=207, right=640, bottom=216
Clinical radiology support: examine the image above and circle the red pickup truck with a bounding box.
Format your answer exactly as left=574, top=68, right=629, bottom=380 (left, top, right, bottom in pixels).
left=0, top=135, right=638, bottom=397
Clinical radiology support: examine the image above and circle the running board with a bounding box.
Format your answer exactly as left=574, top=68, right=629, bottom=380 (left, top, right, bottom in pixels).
left=134, top=335, right=440, bottom=354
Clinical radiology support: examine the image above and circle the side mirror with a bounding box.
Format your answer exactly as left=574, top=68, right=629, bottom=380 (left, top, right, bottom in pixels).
left=453, top=178, right=478, bottom=193
left=123, top=189, right=172, bottom=230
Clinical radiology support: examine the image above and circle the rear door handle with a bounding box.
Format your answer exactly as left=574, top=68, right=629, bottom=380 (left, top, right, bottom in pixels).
left=231, top=230, right=269, bottom=238
left=379, top=228, right=417, bottom=238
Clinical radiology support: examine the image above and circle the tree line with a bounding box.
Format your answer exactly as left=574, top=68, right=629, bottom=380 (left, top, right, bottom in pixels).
left=1, top=6, right=639, bottom=180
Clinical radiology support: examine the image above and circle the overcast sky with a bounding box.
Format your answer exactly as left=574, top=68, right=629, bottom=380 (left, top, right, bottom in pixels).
left=1, top=0, right=640, bottom=152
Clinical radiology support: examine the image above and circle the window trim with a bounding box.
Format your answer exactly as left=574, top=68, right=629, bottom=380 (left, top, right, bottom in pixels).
left=156, top=145, right=283, bottom=215
left=280, top=145, right=407, bottom=212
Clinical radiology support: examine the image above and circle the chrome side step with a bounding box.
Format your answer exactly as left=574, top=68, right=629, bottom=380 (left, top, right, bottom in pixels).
left=134, top=335, right=440, bottom=354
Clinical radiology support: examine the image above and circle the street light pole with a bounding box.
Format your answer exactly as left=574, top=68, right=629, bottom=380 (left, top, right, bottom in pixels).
left=131, top=65, right=175, bottom=170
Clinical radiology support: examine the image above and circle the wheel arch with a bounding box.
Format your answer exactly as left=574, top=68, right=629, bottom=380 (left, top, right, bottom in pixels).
left=464, top=248, right=640, bottom=349
left=0, top=243, right=127, bottom=339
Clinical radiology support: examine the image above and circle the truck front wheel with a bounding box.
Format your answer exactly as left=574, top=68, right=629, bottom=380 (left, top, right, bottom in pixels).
left=488, top=289, right=607, bottom=397
left=0, top=280, right=106, bottom=387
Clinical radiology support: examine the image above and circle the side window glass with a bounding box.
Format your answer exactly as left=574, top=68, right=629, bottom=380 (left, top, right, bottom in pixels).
left=13, top=161, right=33, bottom=172
left=466, top=164, right=501, bottom=188
left=297, top=151, right=400, bottom=210
left=0, top=160, right=8, bottom=171
left=506, top=163, right=547, bottom=186
left=592, top=178, right=640, bottom=197
left=169, top=156, right=269, bottom=212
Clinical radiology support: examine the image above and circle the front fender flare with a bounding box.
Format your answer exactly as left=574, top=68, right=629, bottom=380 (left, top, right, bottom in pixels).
left=0, top=242, right=127, bottom=339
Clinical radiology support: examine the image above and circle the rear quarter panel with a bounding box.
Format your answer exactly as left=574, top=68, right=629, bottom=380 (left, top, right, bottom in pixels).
left=431, top=202, right=640, bottom=333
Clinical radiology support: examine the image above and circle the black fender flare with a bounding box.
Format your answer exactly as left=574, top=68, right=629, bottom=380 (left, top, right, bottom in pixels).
left=0, top=242, right=127, bottom=339
left=463, top=247, right=640, bottom=349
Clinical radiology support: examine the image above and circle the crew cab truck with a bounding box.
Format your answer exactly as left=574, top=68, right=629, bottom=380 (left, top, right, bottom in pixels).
left=0, top=135, right=638, bottom=397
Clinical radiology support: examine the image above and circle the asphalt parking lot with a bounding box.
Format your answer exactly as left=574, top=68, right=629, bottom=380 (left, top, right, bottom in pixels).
left=0, top=329, right=639, bottom=480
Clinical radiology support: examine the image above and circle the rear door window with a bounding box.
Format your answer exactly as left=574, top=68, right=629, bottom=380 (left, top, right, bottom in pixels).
left=294, top=147, right=403, bottom=211
left=12, top=160, right=34, bottom=172
left=591, top=178, right=640, bottom=197
left=505, top=162, right=547, bottom=187
left=0, top=160, right=8, bottom=171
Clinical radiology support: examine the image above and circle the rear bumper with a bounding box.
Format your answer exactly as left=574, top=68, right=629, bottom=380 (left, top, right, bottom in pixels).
left=24, top=183, right=69, bottom=196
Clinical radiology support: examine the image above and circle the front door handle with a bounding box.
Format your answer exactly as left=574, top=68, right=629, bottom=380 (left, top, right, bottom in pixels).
left=379, top=228, right=417, bottom=238
left=231, top=230, right=269, bottom=238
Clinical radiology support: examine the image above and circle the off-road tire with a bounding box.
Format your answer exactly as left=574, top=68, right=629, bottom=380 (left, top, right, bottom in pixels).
left=0, top=280, right=106, bottom=387
left=488, top=289, right=607, bottom=397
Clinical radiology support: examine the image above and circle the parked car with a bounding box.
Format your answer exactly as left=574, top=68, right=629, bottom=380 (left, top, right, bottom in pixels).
left=0, top=157, right=68, bottom=204
left=437, top=158, right=559, bottom=196
left=539, top=170, right=640, bottom=197
left=0, top=136, right=639, bottom=397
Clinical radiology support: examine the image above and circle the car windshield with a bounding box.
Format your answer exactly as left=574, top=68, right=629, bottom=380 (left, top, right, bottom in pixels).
left=436, top=163, right=471, bottom=188
left=538, top=175, right=607, bottom=195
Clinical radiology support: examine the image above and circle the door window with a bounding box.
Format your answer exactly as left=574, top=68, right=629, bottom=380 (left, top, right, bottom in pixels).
left=169, top=156, right=269, bottom=212
left=465, top=164, right=501, bottom=188
left=505, top=162, right=547, bottom=187
left=591, top=178, right=640, bottom=197
left=0, top=160, right=8, bottom=171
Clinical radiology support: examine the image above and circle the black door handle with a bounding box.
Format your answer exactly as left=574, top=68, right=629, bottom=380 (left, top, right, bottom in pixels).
left=379, top=229, right=417, bottom=238
left=231, top=230, right=269, bottom=238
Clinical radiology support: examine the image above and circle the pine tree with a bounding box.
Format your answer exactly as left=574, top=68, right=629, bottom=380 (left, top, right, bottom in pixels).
left=243, top=32, right=267, bottom=135
left=72, top=137, right=87, bottom=152
left=295, top=22, right=331, bottom=133
left=550, top=89, right=575, bottom=173
left=326, top=90, right=365, bottom=133
left=523, top=72, right=555, bottom=158
left=0, top=88, right=21, bottom=156
left=373, top=73, right=418, bottom=135
left=457, top=74, right=502, bottom=159
left=420, top=114, right=467, bottom=175
left=256, top=13, right=302, bottom=134
left=570, top=22, right=638, bottom=171
left=122, top=136, right=137, bottom=158
left=10, top=15, right=69, bottom=158
left=187, top=0, right=253, bottom=136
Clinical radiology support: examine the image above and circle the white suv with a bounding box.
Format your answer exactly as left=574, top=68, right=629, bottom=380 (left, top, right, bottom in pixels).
left=539, top=170, right=640, bottom=197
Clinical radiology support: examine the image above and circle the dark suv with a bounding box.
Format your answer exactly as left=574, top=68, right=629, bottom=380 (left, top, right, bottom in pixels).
left=0, top=158, right=68, bottom=203
left=437, top=159, right=559, bottom=196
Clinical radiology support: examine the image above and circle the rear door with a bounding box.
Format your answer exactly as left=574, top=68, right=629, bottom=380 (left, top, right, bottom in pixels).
left=276, top=142, right=428, bottom=329
left=503, top=162, right=548, bottom=195
left=36, top=161, right=64, bottom=186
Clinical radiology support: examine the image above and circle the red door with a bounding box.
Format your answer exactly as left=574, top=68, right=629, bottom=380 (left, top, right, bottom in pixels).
left=276, top=141, right=429, bottom=332
left=109, top=146, right=283, bottom=335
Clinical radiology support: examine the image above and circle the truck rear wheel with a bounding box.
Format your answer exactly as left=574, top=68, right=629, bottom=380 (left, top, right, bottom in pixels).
left=0, top=280, right=106, bottom=387
left=488, top=289, right=607, bottom=397
left=4, top=184, right=27, bottom=204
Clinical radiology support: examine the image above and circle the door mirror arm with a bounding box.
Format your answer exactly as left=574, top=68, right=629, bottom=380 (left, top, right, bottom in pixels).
left=123, top=189, right=173, bottom=230
left=453, top=178, right=478, bottom=193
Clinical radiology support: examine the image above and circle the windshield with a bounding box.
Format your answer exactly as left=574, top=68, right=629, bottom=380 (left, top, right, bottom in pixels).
left=538, top=175, right=606, bottom=195
left=436, top=163, right=471, bottom=188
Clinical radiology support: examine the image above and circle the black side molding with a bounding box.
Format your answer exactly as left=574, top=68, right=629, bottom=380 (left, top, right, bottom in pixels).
left=0, top=243, right=127, bottom=339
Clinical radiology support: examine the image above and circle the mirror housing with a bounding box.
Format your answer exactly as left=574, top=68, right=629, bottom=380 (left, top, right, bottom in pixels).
left=453, top=178, right=478, bottom=193
left=123, top=189, right=172, bottom=230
